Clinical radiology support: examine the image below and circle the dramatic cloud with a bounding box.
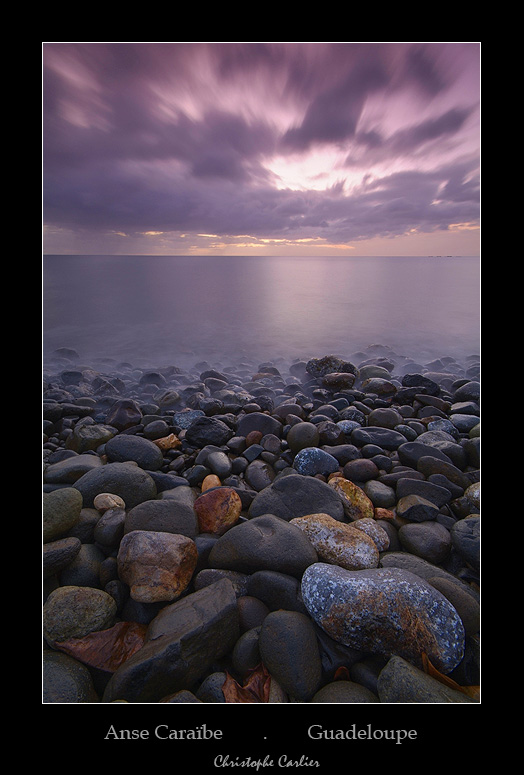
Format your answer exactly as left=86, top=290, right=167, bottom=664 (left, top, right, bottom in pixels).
left=42, top=42, right=480, bottom=255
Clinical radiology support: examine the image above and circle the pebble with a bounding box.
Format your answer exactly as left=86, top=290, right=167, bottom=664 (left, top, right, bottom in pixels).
left=43, top=347, right=480, bottom=703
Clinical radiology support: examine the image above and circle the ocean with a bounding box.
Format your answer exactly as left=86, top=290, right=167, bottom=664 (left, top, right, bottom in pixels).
left=42, top=254, right=480, bottom=370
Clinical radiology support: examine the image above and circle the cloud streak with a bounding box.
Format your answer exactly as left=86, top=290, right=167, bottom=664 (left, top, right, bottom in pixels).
left=42, top=42, right=480, bottom=254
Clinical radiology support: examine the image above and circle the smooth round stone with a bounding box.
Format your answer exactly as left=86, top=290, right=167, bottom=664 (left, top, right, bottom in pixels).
left=44, top=453, right=104, bottom=484
left=363, top=480, right=396, bottom=509
left=194, top=569, right=250, bottom=597
left=236, top=412, right=282, bottom=439
left=453, top=381, right=480, bottom=402
left=244, top=459, right=276, bottom=491
left=206, top=451, right=233, bottom=479
left=93, top=507, right=126, bottom=549
left=43, top=537, right=82, bottom=579
left=249, top=473, right=345, bottom=522
left=301, top=563, right=465, bottom=674
left=290, top=513, right=380, bottom=570
left=195, top=672, right=227, bottom=703
left=292, top=447, right=340, bottom=476
left=311, top=680, right=378, bottom=703
left=367, top=407, right=404, bottom=429
left=185, top=416, right=234, bottom=446
left=286, top=422, right=320, bottom=453
left=351, top=426, right=407, bottom=450
left=232, top=627, right=262, bottom=680
left=395, top=478, right=452, bottom=508
left=105, top=434, right=164, bottom=471
left=237, top=596, right=270, bottom=632
left=65, top=422, right=116, bottom=453
left=398, top=521, right=452, bottom=564
left=93, top=492, right=126, bottom=512
left=350, top=517, right=390, bottom=552
left=43, top=651, right=99, bottom=703
left=450, top=515, right=480, bottom=570
left=117, top=530, right=198, bottom=603
left=43, top=487, right=83, bottom=543
left=73, top=462, right=157, bottom=509
left=59, top=543, right=106, bottom=588
left=208, top=514, right=318, bottom=578
left=246, top=570, right=307, bottom=614
left=43, top=585, right=118, bottom=646
left=259, top=610, right=322, bottom=701
left=125, top=489, right=198, bottom=538
left=342, top=457, right=379, bottom=483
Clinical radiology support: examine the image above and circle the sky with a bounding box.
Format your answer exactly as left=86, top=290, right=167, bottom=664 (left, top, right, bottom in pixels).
left=42, top=42, right=480, bottom=256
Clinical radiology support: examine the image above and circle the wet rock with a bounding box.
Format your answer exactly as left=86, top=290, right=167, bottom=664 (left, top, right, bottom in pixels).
left=259, top=610, right=322, bottom=701
left=43, top=487, right=83, bottom=543
left=301, top=563, right=465, bottom=674
left=43, top=585, right=118, bottom=646
left=290, top=513, right=380, bottom=570
left=193, top=487, right=242, bottom=535
left=377, top=655, right=475, bottom=703
left=73, top=462, right=157, bottom=509
left=208, top=514, right=318, bottom=578
left=249, top=473, right=345, bottom=522
left=117, top=530, right=198, bottom=603
left=102, top=578, right=239, bottom=703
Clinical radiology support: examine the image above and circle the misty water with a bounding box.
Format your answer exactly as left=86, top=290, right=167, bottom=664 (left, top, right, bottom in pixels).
left=42, top=255, right=480, bottom=371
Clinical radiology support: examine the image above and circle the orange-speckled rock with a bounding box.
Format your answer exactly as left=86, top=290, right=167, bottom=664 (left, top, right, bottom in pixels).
left=328, top=477, right=375, bottom=521
left=350, top=516, right=390, bottom=551
left=290, top=513, right=379, bottom=570
left=194, top=487, right=242, bottom=535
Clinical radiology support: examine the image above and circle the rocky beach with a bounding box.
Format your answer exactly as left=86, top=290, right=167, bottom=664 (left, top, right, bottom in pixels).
left=43, top=344, right=480, bottom=704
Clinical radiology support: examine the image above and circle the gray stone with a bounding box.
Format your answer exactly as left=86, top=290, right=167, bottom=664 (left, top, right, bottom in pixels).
left=351, top=426, right=408, bottom=450
left=185, top=416, right=234, bottom=447
left=311, top=680, right=378, bottom=703
left=259, top=610, right=322, bottom=701
left=44, top=453, right=104, bottom=484
left=43, top=651, right=99, bottom=703
left=73, top=462, right=157, bottom=509
left=43, top=585, right=118, bottom=646
left=124, top=492, right=198, bottom=538
left=105, top=434, right=164, bottom=471
left=208, top=514, right=318, bottom=578
left=43, top=487, right=83, bottom=543
left=102, top=578, right=239, bottom=703
left=43, top=536, right=82, bottom=579
left=377, top=655, right=475, bottom=703
left=451, top=515, right=480, bottom=570
left=236, top=412, right=282, bottom=438
left=248, top=473, right=345, bottom=522
left=398, top=521, right=452, bottom=564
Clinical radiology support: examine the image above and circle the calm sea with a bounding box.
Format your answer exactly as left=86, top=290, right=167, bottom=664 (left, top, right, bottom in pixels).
left=42, top=255, right=480, bottom=369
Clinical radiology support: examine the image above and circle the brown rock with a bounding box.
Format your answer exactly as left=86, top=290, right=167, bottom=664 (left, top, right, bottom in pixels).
left=153, top=433, right=182, bottom=451
left=320, top=372, right=356, bottom=390
left=201, top=474, right=222, bottom=492
left=246, top=430, right=264, bottom=447
left=194, top=487, right=242, bottom=535
left=93, top=493, right=126, bottom=512
left=117, top=530, right=198, bottom=603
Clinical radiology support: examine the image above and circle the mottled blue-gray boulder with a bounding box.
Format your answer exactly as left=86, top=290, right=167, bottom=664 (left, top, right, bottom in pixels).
left=377, top=655, right=475, bottom=703
left=171, top=409, right=205, bottom=429
left=301, top=563, right=465, bottom=674
left=292, top=447, right=340, bottom=477
left=73, top=462, right=157, bottom=509
left=43, top=487, right=83, bottom=543
left=259, top=610, right=322, bottom=701
left=44, top=453, right=104, bottom=484
left=105, top=434, right=164, bottom=471
left=43, top=651, right=99, bottom=703
left=451, top=515, right=480, bottom=570
left=248, top=473, right=345, bottom=522
left=102, top=578, right=239, bottom=703
left=208, top=514, right=318, bottom=578
left=184, top=416, right=234, bottom=446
